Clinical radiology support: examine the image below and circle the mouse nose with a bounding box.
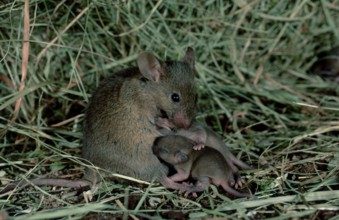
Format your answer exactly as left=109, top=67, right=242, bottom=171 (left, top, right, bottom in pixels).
left=174, top=112, right=191, bottom=129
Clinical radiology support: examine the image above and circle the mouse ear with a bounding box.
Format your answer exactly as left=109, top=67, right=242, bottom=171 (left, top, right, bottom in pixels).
left=182, top=47, right=195, bottom=69
left=137, top=52, right=162, bottom=82
left=175, top=151, right=189, bottom=163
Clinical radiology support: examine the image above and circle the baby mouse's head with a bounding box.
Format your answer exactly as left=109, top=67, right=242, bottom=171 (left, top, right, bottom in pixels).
left=153, top=135, right=194, bottom=165
left=137, top=48, right=196, bottom=129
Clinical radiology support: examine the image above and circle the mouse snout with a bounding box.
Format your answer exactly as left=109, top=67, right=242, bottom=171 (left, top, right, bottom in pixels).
left=173, top=112, right=191, bottom=129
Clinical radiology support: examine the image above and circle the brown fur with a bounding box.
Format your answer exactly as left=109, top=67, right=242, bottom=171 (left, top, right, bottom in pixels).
left=156, top=121, right=252, bottom=187
left=82, top=48, right=197, bottom=189
left=153, top=135, right=252, bottom=198
left=176, top=122, right=252, bottom=187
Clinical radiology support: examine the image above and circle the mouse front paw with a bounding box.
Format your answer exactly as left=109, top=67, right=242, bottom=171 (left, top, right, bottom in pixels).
left=193, top=143, right=205, bottom=150
left=178, top=181, right=206, bottom=197
left=156, top=117, right=175, bottom=130
left=228, top=171, right=245, bottom=189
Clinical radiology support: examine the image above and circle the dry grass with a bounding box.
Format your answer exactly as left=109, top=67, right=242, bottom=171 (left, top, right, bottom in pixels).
left=0, top=0, right=338, bottom=219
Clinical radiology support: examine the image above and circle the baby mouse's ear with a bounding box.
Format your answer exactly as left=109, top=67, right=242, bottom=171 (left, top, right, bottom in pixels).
left=175, top=151, right=189, bottom=163
left=182, top=47, right=195, bottom=69
left=137, top=52, right=163, bottom=82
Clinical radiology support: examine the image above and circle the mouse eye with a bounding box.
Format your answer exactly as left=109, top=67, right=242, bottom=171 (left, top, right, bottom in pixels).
left=160, top=147, right=169, bottom=154
left=171, top=93, right=180, bottom=102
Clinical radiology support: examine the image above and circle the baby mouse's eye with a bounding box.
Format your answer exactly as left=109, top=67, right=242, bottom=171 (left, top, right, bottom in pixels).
left=160, top=147, right=169, bottom=154
left=171, top=93, right=180, bottom=102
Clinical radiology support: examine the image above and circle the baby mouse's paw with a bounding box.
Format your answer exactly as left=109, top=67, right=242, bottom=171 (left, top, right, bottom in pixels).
left=193, top=143, right=205, bottom=150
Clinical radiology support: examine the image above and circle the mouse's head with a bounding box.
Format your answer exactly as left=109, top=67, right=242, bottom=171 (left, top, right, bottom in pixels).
left=153, top=135, right=194, bottom=165
left=137, top=47, right=196, bottom=129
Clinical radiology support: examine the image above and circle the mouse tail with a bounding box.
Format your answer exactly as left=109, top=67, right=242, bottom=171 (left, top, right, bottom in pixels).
left=221, top=182, right=252, bottom=198
left=229, top=154, right=253, bottom=170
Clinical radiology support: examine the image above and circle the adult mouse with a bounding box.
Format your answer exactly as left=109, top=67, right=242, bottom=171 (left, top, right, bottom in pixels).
left=153, top=135, right=253, bottom=198
left=83, top=48, right=197, bottom=190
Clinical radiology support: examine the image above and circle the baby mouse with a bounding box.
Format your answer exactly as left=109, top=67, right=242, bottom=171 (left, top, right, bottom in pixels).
left=153, top=135, right=253, bottom=198
left=83, top=48, right=197, bottom=190
left=156, top=119, right=252, bottom=188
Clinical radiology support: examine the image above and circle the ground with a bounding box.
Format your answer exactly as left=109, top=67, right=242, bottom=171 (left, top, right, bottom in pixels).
left=0, top=1, right=338, bottom=219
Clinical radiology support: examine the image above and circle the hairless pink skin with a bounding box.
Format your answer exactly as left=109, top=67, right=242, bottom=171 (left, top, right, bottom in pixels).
left=153, top=135, right=254, bottom=198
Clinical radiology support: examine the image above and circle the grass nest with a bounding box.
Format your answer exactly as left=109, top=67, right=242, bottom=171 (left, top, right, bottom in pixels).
left=0, top=1, right=338, bottom=219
